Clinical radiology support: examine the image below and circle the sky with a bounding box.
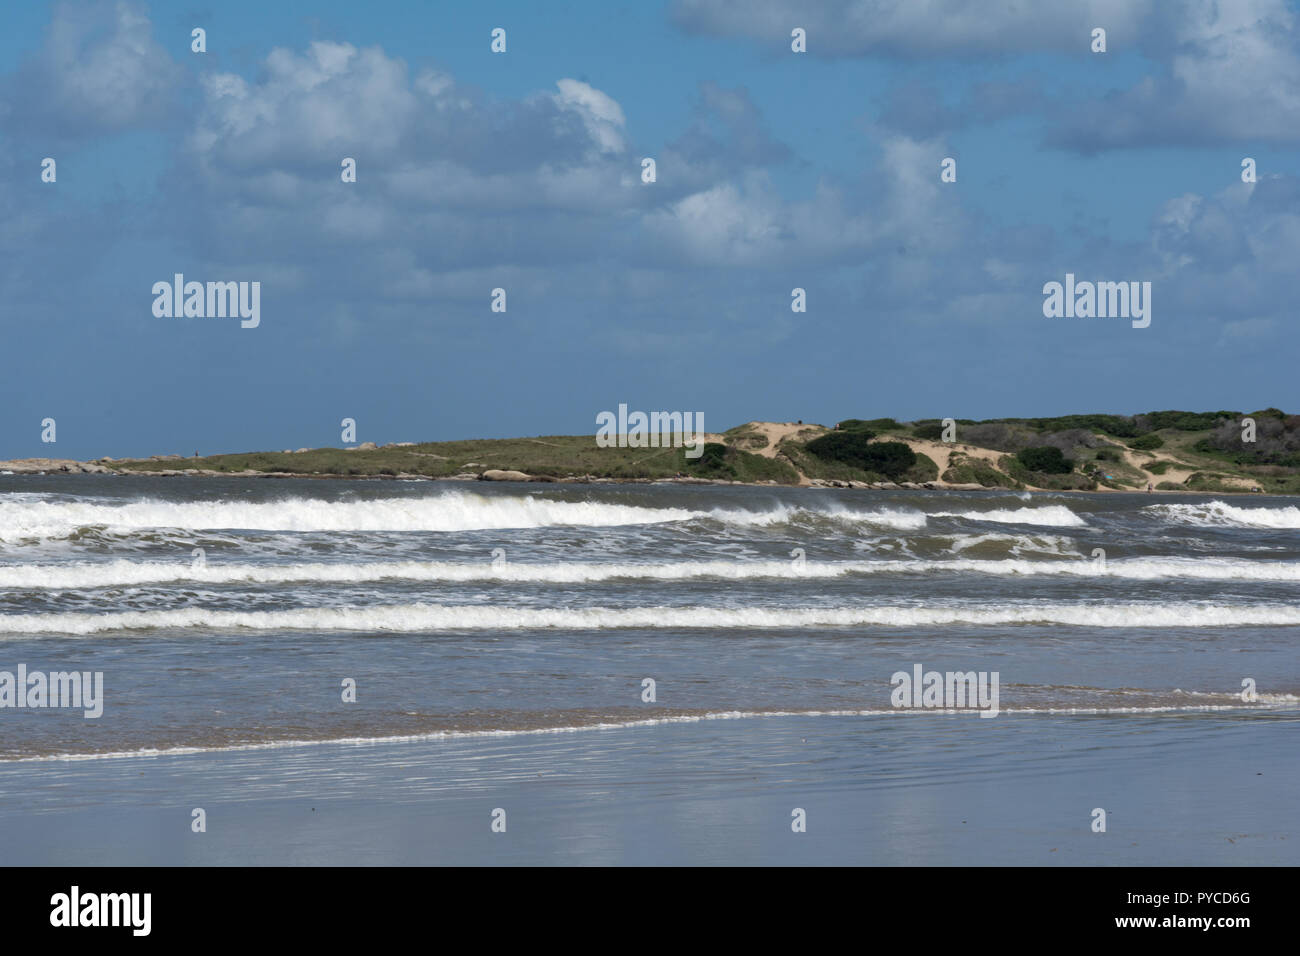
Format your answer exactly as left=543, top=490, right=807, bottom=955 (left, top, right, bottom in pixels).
left=2, top=0, right=1298, bottom=459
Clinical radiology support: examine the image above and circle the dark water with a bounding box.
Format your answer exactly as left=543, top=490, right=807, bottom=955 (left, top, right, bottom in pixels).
left=0, top=475, right=1296, bottom=864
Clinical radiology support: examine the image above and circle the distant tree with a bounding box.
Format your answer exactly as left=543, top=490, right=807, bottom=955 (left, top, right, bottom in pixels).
left=1128, top=434, right=1164, bottom=450
left=1017, top=446, right=1073, bottom=474
left=806, top=432, right=916, bottom=479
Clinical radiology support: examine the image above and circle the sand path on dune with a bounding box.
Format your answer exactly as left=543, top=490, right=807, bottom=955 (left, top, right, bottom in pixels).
left=895, top=437, right=1003, bottom=476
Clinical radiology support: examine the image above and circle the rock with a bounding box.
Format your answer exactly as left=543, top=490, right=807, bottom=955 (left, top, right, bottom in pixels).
left=386, top=442, right=416, bottom=448
left=899, top=482, right=923, bottom=490
left=357, top=442, right=378, bottom=451
left=480, top=469, right=531, bottom=481
left=877, top=481, right=901, bottom=490
left=79, top=463, right=111, bottom=474
left=294, top=448, right=311, bottom=454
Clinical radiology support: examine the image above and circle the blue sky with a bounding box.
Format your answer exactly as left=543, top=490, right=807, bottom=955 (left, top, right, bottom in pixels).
left=2, top=0, right=1298, bottom=459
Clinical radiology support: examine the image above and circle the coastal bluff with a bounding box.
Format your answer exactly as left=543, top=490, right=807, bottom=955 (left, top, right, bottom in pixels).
left=2, top=410, right=1291, bottom=494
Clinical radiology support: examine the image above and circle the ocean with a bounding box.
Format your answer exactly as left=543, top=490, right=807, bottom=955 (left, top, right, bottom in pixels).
left=1, top=475, right=1297, bottom=864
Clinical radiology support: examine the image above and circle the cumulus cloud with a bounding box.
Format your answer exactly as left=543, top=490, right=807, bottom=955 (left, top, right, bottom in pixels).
left=6, top=5, right=1295, bottom=361
left=675, top=0, right=1300, bottom=148
left=1146, top=177, right=1300, bottom=324
left=553, top=78, right=628, bottom=154
left=1, top=0, right=181, bottom=137
left=1049, top=0, right=1300, bottom=148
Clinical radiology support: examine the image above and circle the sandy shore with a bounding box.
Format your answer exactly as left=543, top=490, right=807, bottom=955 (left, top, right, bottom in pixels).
left=3, top=712, right=1294, bottom=865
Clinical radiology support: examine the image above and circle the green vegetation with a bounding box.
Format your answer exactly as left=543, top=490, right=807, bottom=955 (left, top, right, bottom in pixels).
left=1128, top=434, right=1164, bottom=450
left=1142, top=410, right=1238, bottom=431
left=99, top=408, right=1296, bottom=493
left=805, top=432, right=917, bottom=480
left=942, top=453, right=1020, bottom=488
left=111, top=435, right=798, bottom=484
left=721, top=424, right=769, bottom=452
left=1016, top=446, right=1073, bottom=474
left=911, top=422, right=945, bottom=441
left=984, top=414, right=1140, bottom=438
left=683, top=443, right=799, bottom=483
left=1003, top=455, right=1095, bottom=490
left=836, top=418, right=901, bottom=433
left=903, top=452, right=940, bottom=484
left=806, top=430, right=872, bottom=458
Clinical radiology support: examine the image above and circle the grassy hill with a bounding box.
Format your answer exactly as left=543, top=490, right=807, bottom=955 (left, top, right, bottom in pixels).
left=100, top=409, right=1300, bottom=493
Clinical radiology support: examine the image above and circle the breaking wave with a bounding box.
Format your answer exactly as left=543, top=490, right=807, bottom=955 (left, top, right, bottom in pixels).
left=4, top=601, right=1299, bottom=635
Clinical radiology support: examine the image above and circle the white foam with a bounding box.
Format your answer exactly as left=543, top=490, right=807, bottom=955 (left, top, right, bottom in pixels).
left=1145, top=500, right=1300, bottom=529
left=690, top=504, right=928, bottom=530
left=945, top=532, right=1081, bottom=557
left=3, top=601, right=1299, bottom=635
left=11, top=698, right=1295, bottom=763
left=1, top=554, right=1297, bottom=589
left=931, top=505, right=1087, bottom=527
left=0, top=492, right=937, bottom=541
left=0, top=492, right=700, bottom=541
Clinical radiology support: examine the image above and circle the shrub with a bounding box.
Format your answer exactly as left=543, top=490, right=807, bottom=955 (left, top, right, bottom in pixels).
left=1140, top=410, right=1238, bottom=432
left=912, top=422, right=945, bottom=441
left=984, top=414, right=1139, bottom=437
left=689, top=442, right=733, bottom=475
left=806, top=431, right=870, bottom=460
left=805, top=431, right=916, bottom=479
left=833, top=420, right=878, bottom=435
left=1129, top=434, right=1164, bottom=450
left=1016, top=446, right=1073, bottom=474
left=942, top=457, right=1019, bottom=488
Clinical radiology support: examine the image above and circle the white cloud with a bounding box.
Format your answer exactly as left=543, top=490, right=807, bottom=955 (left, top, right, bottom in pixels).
left=553, top=78, right=627, bottom=154
left=4, top=0, right=181, bottom=134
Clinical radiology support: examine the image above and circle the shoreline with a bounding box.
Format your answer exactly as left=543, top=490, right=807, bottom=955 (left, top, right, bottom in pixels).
left=4, top=712, right=1295, bottom=865
left=0, top=461, right=1275, bottom=494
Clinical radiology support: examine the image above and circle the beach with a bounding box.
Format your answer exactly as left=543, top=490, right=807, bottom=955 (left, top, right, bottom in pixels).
left=1, top=474, right=1297, bottom=864
left=5, top=711, right=1295, bottom=865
